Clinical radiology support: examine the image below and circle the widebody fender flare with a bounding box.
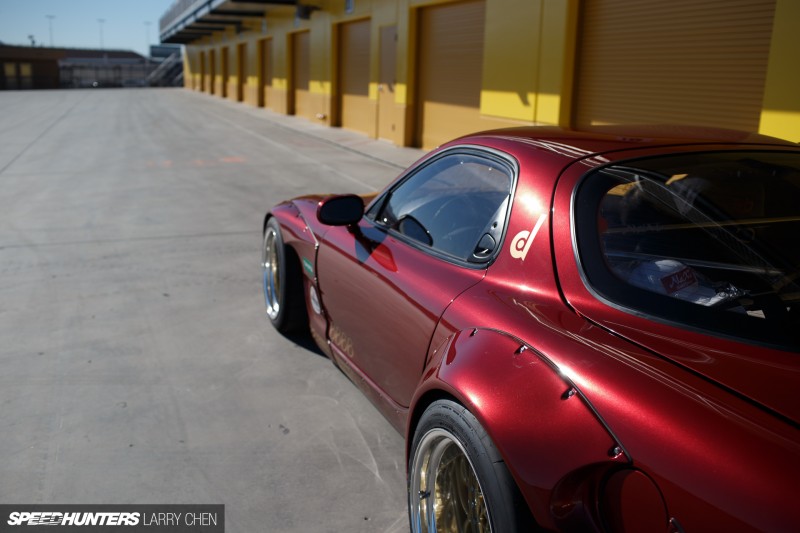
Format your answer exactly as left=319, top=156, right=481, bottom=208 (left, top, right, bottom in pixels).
left=266, top=199, right=330, bottom=353
left=408, top=327, right=627, bottom=530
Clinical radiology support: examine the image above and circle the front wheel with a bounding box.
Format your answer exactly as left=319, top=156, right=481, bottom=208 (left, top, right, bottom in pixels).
left=261, top=217, right=306, bottom=333
left=408, top=400, right=535, bottom=532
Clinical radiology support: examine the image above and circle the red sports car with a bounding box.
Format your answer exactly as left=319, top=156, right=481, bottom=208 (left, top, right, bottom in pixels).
left=261, top=126, right=800, bottom=532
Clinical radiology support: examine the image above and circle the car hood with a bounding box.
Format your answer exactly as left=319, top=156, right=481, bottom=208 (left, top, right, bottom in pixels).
left=604, top=321, right=799, bottom=425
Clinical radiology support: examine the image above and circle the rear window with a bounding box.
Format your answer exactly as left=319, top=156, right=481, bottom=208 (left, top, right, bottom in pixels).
left=575, top=151, right=800, bottom=351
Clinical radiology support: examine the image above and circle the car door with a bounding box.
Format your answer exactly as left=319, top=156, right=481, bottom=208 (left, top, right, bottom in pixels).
left=317, top=148, right=516, bottom=408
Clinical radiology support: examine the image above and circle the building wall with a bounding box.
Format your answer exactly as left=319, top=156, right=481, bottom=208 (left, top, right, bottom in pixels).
left=2, top=59, right=59, bottom=89
left=179, top=0, right=799, bottom=146
left=2, top=46, right=160, bottom=89
left=1, top=47, right=62, bottom=89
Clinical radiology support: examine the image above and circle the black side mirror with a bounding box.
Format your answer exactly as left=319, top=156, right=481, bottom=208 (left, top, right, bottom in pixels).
left=317, top=194, right=365, bottom=226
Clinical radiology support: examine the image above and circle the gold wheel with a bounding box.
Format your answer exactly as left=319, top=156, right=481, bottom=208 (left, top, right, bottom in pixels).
left=411, top=428, right=491, bottom=533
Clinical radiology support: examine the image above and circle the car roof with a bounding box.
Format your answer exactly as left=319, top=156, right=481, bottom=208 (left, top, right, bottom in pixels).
left=454, top=125, right=796, bottom=157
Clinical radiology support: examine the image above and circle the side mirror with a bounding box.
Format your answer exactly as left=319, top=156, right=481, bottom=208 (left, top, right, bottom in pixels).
left=317, top=194, right=365, bottom=226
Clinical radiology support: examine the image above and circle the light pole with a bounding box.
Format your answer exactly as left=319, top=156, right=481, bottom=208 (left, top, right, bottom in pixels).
left=46, top=15, right=55, bottom=47
left=97, top=18, right=105, bottom=49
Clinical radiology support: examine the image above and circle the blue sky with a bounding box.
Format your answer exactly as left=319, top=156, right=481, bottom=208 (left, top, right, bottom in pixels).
left=0, top=0, right=175, bottom=57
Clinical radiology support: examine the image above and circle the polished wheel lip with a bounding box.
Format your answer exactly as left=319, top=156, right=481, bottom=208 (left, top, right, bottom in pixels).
left=410, top=427, right=491, bottom=533
left=262, top=227, right=281, bottom=320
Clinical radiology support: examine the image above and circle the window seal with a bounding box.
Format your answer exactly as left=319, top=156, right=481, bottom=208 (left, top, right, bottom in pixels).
left=366, top=145, right=519, bottom=269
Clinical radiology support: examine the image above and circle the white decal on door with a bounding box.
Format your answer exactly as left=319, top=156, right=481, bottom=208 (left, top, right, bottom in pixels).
left=510, top=214, right=547, bottom=261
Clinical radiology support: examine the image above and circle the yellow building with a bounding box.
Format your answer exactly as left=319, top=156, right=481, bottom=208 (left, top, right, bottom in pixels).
left=161, top=0, right=800, bottom=149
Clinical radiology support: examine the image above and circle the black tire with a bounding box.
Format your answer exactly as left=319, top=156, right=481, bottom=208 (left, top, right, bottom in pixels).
left=408, top=400, right=536, bottom=532
left=261, top=217, right=307, bottom=334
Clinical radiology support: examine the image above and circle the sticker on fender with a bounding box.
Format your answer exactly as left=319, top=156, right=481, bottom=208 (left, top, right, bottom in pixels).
left=302, top=257, right=314, bottom=277
left=510, top=214, right=547, bottom=261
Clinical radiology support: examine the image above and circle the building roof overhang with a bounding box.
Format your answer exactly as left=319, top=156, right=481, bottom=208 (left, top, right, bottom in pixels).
left=160, top=0, right=298, bottom=45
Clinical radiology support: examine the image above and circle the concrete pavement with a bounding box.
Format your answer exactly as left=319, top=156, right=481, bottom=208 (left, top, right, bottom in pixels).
left=0, top=88, right=425, bottom=532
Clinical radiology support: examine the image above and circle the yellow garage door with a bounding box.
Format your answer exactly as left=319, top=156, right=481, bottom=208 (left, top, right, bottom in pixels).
left=575, top=0, right=776, bottom=131
left=416, top=0, right=486, bottom=149
left=292, top=31, right=312, bottom=120
left=340, top=19, right=373, bottom=136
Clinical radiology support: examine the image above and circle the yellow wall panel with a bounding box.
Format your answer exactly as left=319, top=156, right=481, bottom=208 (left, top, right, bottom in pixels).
left=481, top=0, right=540, bottom=122
left=535, top=0, right=578, bottom=126
left=759, top=0, right=800, bottom=141
left=481, top=0, right=576, bottom=125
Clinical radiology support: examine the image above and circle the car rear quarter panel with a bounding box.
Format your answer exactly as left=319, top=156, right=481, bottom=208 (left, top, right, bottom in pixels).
left=545, top=146, right=800, bottom=530
left=413, top=322, right=624, bottom=531
left=539, top=310, right=800, bottom=532
left=423, top=267, right=800, bottom=530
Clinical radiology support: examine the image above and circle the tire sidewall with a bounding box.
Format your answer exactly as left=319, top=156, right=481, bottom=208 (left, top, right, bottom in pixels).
left=409, top=399, right=529, bottom=533
left=263, top=217, right=308, bottom=334
left=264, top=217, right=290, bottom=330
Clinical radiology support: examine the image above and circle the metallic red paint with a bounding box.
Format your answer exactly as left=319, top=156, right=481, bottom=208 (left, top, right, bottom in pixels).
left=411, top=326, right=624, bottom=531
left=264, top=126, right=800, bottom=531
left=552, top=145, right=800, bottom=424
left=319, top=218, right=483, bottom=407
left=600, top=470, right=669, bottom=532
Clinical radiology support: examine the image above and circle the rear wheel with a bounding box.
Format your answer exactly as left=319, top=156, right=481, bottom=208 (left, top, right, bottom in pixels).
left=262, top=217, right=307, bottom=333
left=409, top=400, right=535, bottom=532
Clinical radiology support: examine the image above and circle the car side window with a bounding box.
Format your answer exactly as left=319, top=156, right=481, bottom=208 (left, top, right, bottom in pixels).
left=373, top=151, right=513, bottom=263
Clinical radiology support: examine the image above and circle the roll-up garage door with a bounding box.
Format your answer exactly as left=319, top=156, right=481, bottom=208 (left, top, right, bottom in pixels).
left=293, top=31, right=312, bottom=120
left=339, top=19, right=372, bottom=136
left=416, top=0, right=486, bottom=149
left=575, top=0, right=776, bottom=131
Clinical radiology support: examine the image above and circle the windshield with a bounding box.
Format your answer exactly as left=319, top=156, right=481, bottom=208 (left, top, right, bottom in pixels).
left=576, top=150, right=800, bottom=350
